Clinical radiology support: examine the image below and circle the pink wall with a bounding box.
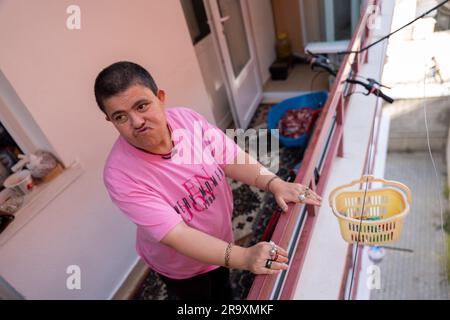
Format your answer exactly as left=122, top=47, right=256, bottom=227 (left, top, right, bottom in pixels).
left=0, top=0, right=215, bottom=166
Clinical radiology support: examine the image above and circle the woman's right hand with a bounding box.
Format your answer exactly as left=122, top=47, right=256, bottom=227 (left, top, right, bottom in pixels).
left=244, top=241, right=289, bottom=275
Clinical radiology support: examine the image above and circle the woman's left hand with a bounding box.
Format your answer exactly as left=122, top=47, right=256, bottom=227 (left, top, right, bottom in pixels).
left=269, top=178, right=322, bottom=212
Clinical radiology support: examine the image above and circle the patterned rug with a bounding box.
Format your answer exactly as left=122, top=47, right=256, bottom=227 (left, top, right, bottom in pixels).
left=134, top=104, right=306, bottom=300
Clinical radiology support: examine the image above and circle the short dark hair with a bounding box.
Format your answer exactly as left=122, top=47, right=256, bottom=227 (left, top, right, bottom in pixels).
left=94, top=61, right=158, bottom=114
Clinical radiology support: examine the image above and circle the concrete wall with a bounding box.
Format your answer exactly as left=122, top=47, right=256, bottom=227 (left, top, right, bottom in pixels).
left=0, top=0, right=214, bottom=299
left=384, top=97, right=450, bottom=152
left=390, top=0, right=417, bottom=40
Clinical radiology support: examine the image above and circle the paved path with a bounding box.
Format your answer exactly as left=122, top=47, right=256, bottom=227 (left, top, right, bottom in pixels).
left=371, top=152, right=449, bottom=299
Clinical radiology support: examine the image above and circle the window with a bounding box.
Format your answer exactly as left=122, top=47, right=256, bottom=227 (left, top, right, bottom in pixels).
left=436, top=3, right=450, bottom=31
left=301, top=0, right=363, bottom=43
left=0, top=70, right=83, bottom=243
left=181, top=0, right=211, bottom=45
left=0, top=122, right=23, bottom=191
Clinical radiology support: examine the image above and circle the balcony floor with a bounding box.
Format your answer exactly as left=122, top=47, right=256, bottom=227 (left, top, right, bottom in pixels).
left=263, top=63, right=330, bottom=104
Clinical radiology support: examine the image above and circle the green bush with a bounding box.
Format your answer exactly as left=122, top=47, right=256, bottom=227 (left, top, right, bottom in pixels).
left=444, top=183, right=450, bottom=200
left=447, top=235, right=450, bottom=282
left=445, top=210, right=450, bottom=235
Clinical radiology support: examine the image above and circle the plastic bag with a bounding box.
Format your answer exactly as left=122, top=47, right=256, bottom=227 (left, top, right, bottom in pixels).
left=26, top=151, right=58, bottom=179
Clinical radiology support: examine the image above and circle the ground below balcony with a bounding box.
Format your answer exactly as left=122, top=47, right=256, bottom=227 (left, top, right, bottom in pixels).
left=370, top=97, right=450, bottom=299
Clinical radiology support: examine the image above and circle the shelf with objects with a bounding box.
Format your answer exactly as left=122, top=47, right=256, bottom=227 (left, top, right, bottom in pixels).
left=0, top=121, right=64, bottom=235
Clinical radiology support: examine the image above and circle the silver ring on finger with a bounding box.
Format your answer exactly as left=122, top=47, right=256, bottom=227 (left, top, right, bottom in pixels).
left=269, top=241, right=277, bottom=257
left=265, top=259, right=273, bottom=269
left=270, top=248, right=277, bottom=257
left=270, top=241, right=277, bottom=250
left=298, top=193, right=306, bottom=202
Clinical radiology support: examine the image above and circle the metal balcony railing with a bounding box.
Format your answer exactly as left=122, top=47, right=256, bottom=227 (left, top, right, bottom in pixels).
left=247, top=0, right=381, bottom=300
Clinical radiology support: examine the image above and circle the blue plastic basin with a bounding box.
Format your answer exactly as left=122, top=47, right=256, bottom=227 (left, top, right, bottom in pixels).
left=268, top=91, right=328, bottom=148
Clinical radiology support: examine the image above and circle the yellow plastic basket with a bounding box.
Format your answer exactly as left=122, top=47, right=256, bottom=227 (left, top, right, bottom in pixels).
left=329, top=175, right=412, bottom=245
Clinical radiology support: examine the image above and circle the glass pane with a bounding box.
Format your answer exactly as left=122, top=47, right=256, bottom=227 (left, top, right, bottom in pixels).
left=302, top=0, right=327, bottom=43
left=180, top=0, right=211, bottom=44
left=334, top=0, right=352, bottom=40
left=436, top=2, right=450, bottom=30
left=218, top=0, right=251, bottom=78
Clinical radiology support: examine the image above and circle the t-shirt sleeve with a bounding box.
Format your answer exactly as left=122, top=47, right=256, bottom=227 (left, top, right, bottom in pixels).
left=181, top=108, right=240, bottom=169
left=103, top=168, right=182, bottom=242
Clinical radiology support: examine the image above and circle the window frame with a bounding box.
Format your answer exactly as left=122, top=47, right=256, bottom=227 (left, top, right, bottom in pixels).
left=181, top=0, right=212, bottom=45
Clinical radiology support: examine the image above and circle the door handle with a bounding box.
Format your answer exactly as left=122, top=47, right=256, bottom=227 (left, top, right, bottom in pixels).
left=219, top=16, right=231, bottom=24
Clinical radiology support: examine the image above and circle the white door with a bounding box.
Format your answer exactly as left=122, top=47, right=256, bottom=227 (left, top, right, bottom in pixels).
left=194, top=35, right=233, bottom=131
left=205, top=0, right=262, bottom=129
left=180, top=0, right=232, bottom=131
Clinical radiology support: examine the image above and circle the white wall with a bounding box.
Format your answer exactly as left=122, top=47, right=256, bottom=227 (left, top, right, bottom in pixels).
left=0, top=0, right=214, bottom=299
left=390, top=0, right=417, bottom=40
left=247, top=0, right=277, bottom=84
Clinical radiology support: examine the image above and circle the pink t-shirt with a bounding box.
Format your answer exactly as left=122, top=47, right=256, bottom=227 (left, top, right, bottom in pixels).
left=103, top=107, right=238, bottom=279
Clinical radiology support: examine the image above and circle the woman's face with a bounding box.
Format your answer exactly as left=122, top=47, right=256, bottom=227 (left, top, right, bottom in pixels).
left=103, top=84, right=170, bottom=153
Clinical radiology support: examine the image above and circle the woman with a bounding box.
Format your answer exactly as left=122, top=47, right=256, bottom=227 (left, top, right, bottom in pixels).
left=95, top=61, right=322, bottom=300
